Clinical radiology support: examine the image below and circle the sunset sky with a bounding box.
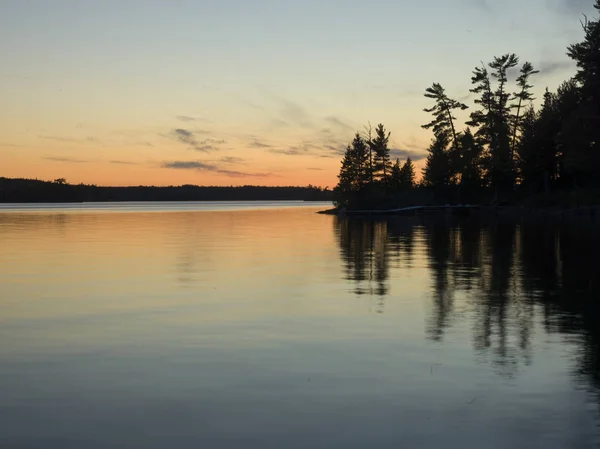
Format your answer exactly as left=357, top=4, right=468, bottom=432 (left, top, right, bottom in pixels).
left=0, top=0, right=593, bottom=187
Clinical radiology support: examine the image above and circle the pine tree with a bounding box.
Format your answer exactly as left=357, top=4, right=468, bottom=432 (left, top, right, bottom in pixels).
left=370, top=124, right=392, bottom=183
left=400, top=157, right=415, bottom=190
left=489, top=54, right=520, bottom=193
left=363, top=123, right=375, bottom=184
left=510, top=62, right=539, bottom=158
left=390, top=159, right=402, bottom=192
left=334, top=133, right=371, bottom=203
left=423, top=134, right=452, bottom=189
left=336, top=145, right=357, bottom=196
left=423, top=83, right=468, bottom=151
left=467, top=54, right=521, bottom=197
left=565, top=1, right=600, bottom=186
left=422, top=83, right=467, bottom=187
left=517, top=106, right=539, bottom=190
left=457, top=128, right=484, bottom=194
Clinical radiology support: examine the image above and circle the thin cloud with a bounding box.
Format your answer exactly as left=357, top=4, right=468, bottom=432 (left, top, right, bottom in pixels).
left=172, top=128, right=224, bottom=152
left=307, top=167, right=324, bottom=171
left=249, top=139, right=272, bottom=148
left=110, top=160, right=139, bottom=165
left=176, top=115, right=197, bottom=122
left=161, top=160, right=272, bottom=178
left=269, top=147, right=308, bottom=156
left=163, top=161, right=214, bottom=170
left=268, top=135, right=347, bottom=158
left=537, top=59, right=576, bottom=76
left=324, top=116, right=354, bottom=131
left=43, top=156, right=89, bottom=163
left=219, top=156, right=245, bottom=164
left=390, top=148, right=427, bottom=162
left=269, top=118, right=290, bottom=129
left=39, top=135, right=100, bottom=144
left=280, top=98, right=315, bottom=129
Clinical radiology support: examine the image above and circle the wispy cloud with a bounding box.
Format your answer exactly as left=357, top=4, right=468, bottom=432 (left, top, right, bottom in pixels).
left=39, top=135, right=100, bottom=144
left=43, top=156, right=89, bottom=163
left=390, top=148, right=427, bottom=162
left=324, top=116, right=354, bottom=131
left=267, top=130, right=349, bottom=159
left=279, top=98, right=315, bottom=129
left=172, top=128, right=224, bottom=152
left=110, top=160, right=139, bottom=165
left=537, top=59, right=576, bottom=76
left=248, top=139, right=272, bottom=148
left=259, top=91, right=316, bottom=130
left=176, top=115, right=197, bottom=122
left=219, top=156, right=245, bottom=164
left=269, top=140, right=338, bottom=158
left=161, top=160, right=272, bottom=178
left=307, top=167, right=324, bottom=171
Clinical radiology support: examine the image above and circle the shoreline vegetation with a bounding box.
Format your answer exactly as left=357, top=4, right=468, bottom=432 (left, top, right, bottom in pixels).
left=0, top=177, right=332, bottom=203
left=328, top=0, right=600, bottom=217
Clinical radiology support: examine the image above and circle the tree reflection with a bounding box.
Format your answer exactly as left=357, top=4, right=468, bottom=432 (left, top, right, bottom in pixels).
left=334, top=213, right=600, bottom=384
left=335, top=218, right=389, bottom=303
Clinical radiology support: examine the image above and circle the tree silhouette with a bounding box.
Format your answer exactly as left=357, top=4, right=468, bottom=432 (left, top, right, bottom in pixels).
left=566, top=1, right=600, bottom=186
left=370, top=123, right=392, bottom=184
left=399, top=157, right=415, bottom=190
left=423, top=83, right=468, bottom=153
left=422, top=133, right=452, bottom=190
left=510, top=62, right=539, bottom=158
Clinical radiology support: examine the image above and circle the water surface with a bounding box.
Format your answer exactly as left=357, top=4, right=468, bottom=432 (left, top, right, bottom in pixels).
left=1, top=202, right=599, bottom=448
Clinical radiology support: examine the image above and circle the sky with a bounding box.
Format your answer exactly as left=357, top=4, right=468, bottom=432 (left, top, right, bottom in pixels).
left=0, top=0, right=595, bottom=187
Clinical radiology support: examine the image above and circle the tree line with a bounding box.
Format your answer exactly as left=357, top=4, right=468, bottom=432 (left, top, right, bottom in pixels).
left=334, top=124, right=416, bottom=208
left=0, top=177, right=333, bottom=203
left=335, top=0, right=600, bottom=208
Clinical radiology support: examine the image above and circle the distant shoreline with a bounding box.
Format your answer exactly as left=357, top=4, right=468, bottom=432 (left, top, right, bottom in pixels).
left=0, top=177, right=333, bottom=203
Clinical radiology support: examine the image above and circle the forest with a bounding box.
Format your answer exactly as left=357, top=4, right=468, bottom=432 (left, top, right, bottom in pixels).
left=334, top=0, right=600, bottom=210
left=0, top=177, right=332, bottom=203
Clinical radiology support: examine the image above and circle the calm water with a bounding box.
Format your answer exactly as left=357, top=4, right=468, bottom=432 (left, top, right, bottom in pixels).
left=1, top=202, right=599, bottom=448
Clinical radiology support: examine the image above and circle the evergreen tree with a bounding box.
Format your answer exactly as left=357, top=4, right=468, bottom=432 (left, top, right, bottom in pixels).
left=423, top=134, right=452, bottom=189
left=334, top=133, right=371, bottom=203
left=422, top=83, right=468, bottom=187
left=457, top=128, right=484, bottom=194
left=489, top=54, right=520, bottom=193
left=554, top=79, right=585, bottom=187
left=336, top=145, right=357, bottom=196
left=363, top=123, right=375, bottom=184
left=400, top=157, right=416, bottom=190
left=390, top=159, right=402, bottom=192
left=467, top=64, right=495, bottom=150
left=370, top=124, right=392, bottom=183
left=422, top=83, right=468, bottom=151
left=516, top=106, right=539, bottom=190
left=566, top=1, right=600, bottom=186
left=467, top=54, right=522, bottom=197
left=350, top=132, right=370, bottom=188
left=510, top=62, right=539, bottom=158
left=517, top=92, right=560, bottom=193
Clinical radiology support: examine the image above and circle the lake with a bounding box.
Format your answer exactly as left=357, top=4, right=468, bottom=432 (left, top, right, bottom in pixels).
left=1, top=202, right=599, bottom=448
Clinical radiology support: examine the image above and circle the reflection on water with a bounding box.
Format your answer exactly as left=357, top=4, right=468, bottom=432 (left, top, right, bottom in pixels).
left=1, top=204, right=600, bottom=448
left=335, top=214, right=600, bottom=382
